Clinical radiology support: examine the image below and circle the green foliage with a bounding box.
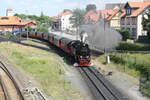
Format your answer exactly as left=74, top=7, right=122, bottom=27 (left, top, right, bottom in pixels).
left=27, top=26, right=33, bottom=31
left=140, top=81, right=150, bottom=97
left=109, top=53, right=150, bottom=97
left=63, top=9, right=72, bottom=12
left=116, top=42, right=150, bottom=51
left=110, top=54, right=150, bottom=73
left=14, top=13, right=53, bottom=32
left=0, top=41, right=85, bottom=100
left=14, top=14, right=28, bottom=19
left=4, top=32, right=13, bottom=40
left=70, top=8, right=86, bottom=27
left=142, top=9, right=150, bottom=38
left=86, top=4, right=97, bottom=12
left=117, top=29, right=131, bottom=41
left=37, top=26, right=48, bottom=32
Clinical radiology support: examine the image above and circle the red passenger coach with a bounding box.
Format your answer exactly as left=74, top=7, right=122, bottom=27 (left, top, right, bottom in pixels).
left=21, top=32, right=92, bottom=67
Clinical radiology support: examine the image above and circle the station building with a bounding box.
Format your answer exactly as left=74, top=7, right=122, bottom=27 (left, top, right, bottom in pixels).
left=0, top=16, right=37, bottom=32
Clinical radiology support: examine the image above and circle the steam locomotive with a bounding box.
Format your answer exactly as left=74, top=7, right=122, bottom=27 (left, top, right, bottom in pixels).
left=21, top=32, right=92, bottom=67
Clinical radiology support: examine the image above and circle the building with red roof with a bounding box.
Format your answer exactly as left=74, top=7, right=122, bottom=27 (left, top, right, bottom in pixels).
left=121, top=1, right=150, bottom=39
left=0, top=16, right=37, bottom=32
left=59, top=11, right=73, bottom=31
left=52, top=11, right=73, bottom=31
left=84, top=8, right=125, bottom=29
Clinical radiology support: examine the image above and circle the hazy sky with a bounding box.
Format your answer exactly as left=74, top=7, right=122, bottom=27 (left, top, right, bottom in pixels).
left=0, top=0, right=142, bottom=16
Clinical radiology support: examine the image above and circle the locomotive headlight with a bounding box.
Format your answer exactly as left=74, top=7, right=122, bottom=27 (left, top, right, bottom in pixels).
left=80, top=56, right=83, bottom=58
left=86, top=56, right=89, bottom=58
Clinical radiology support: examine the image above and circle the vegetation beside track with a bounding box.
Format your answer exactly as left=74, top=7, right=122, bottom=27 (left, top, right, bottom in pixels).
left=98, top=53, right=150, bottom=97
left=116, top=42, right=150, bottom=51
left=0, top=41, right=84, bottom=100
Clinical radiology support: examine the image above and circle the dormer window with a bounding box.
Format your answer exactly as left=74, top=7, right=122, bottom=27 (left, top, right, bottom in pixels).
left=126, top=9, right=131, bottom=15
left=1, top=17, right=9, bottom=20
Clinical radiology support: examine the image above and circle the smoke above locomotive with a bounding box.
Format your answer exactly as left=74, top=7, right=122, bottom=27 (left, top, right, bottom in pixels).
left=79, top=20, right=122, bottom=53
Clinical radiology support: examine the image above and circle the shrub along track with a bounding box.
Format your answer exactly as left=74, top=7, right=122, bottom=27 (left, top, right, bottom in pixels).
left=0, top=61, right=24, bottom=100
left=78, top=66, right=126, bottom=100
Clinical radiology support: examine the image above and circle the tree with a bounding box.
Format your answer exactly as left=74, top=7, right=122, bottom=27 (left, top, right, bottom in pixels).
left=26, top=26, right=33, bottom=31
left=37, top=26, right=49, bottom=32
left=15, top=13, right=53, bottom=32
left=117, top=29, right=131, bottom=41
left=14, top=14, right=28, bottom=19
left=86, top=4, right=97, bottom=12
left=70, top=8, right=86, bottom=27
left=142, top=9, right=150, bottom=39
left=63, top=9, right=72, bottom=12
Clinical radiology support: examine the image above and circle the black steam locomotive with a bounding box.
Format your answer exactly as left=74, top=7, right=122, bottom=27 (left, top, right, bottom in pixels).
left=22, top=32, right=92, bottom=67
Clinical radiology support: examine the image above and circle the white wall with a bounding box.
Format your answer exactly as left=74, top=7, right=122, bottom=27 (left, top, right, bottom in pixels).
left=61, top=14, right=73, bottom=31
left=137, top=14, right=143, bottom=39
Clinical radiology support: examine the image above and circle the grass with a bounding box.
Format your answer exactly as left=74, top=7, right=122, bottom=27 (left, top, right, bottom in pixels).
left=98, top=54, right=140, bottom=77
left=98, top=53, right=150, bottom=77
left=98, top=53, right=150, bottom=97
left=0, top=41, right=84, bottom=100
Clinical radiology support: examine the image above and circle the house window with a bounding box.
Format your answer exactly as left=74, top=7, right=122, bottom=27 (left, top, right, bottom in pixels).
left=127, top=18, right=130, bottom=25
left=121, top=27, right=125, bottom=30
left=121, top=18, right=125, bottom=25
left=132, top=28, right=137, bottom=38
left=127, top=28, right=130, bottom=31
left=118, top=20, right=120, bottom=25
left=132, top=17, right=136, bottom=25
left=126, top=9, right=131, bottom=15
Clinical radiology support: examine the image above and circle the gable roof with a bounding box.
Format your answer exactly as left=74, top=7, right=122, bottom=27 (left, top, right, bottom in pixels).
left=0, top=16, right=36, bottom=26
left=0, top=16, right=22, bottom=25
left=59, top=11, right=73, bottom=17
left=21, top=20, right=37, bottom=25
left=127, top=2, right=141, bottom=8
left=84, top=9, right=125, bottom=23
left=131, top=1, right=150, bottom=17
left=124, top=1, right=150, bottom=17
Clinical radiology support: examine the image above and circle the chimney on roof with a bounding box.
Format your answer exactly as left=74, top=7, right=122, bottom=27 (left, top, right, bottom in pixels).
left=6, top=8, right=13, bottom=16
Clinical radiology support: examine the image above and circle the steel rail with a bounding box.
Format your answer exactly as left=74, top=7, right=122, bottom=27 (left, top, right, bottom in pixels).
left=0, top=76, right=9, bottom=100
left=0, top=61, right=24, bottom=100
left=78, top=67, right=126, bottom=100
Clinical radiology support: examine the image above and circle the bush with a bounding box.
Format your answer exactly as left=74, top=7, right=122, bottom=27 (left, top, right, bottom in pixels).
left=117, top=29, right=131, bottom=41
left=116, top=42, right=150, bottom=51
left=140, top=81, right=150, bottom=97
left=4, top=32, right=13, bottom=40
left=110, top=54, right=150, bottom=75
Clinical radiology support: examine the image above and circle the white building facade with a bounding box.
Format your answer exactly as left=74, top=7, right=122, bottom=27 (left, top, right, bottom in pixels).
left=59, top=11, right=73, bottom=31
left=121, top=1, right=150, bottom=39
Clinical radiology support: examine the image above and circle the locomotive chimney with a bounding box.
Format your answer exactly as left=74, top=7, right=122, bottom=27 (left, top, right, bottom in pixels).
left=80, top=31, right=88, bottom=43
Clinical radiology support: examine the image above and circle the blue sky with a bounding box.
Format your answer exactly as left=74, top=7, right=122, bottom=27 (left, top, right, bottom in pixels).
left=0, top=0, right=142, bottom=16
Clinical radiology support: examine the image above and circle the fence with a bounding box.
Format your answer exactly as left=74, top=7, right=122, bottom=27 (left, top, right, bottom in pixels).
left=109, top=53, right=150, bottom=77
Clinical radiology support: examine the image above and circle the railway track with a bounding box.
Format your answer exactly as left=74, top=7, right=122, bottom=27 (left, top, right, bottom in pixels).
left=78, top=67, right=126, bottom=100
left=0, top=61, right=24, bottom=100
